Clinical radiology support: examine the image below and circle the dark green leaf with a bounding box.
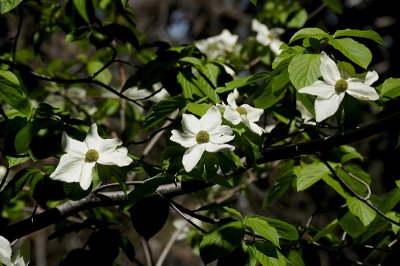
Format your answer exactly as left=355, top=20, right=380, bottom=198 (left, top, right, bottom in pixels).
left=129, top=196, right=170, bottom=240
left=338, top=211, right=365, bottom=238
left=322, top=0, right=343, bottom=13
left=0, top=167, right=43, bottom=202
left=216, top=72, right=270, bottom=93
left=200, top=221, right=245, bottom=264
left=262, top=172, right=295, bottom=209
left=120, top=176, right=171, bottom=210
left=73, top=0, right=90, bottom=23
left=143, top=95, right=186, bottom=130
left=260, top=218, right=299, bottom=241
left=0, top=76, right=31, bottom=117
left=14, top=118, right=58, bottom=154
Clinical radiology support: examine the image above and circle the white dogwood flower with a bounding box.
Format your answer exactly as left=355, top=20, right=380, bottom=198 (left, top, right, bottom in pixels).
left=298, top=52, right=379, bottom=122
left=252, top=19, right=284, bottom=55
left=0, top=235, right=12, bottom=266
left=170, top=106, right=235, bottom=172
left=222, top=92, right=264, bottom=135
left=50, top=124, right=133, bottom=190
left=196, top=29, right=239, bottom=59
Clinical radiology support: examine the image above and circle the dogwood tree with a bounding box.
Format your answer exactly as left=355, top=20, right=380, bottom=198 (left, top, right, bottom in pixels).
left=0, top=0, right=400, bottom=265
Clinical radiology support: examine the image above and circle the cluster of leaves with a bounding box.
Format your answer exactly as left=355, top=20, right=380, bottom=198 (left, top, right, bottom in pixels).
left=1, top=0, right=400, bottom=265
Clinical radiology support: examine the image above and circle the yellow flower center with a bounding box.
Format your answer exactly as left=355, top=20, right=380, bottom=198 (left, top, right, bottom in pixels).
left=85, top=149, right=99, bottom=163
left=236, top=106, right=247, bottom=115
left=335, top=79, right=348, bottom=93
left=195, top=130, right=210, bottom=144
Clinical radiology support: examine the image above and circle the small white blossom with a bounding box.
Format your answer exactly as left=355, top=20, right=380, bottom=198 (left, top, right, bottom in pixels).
left=252, top=19, right=284, bottom=55
left=196, top=29, right=239, bottom=59
left=50, top=123, right=133, bottom=190
left=222, top=92, right=264, bottom=135
left=296, top=101, right=316, bottom=125
left=298, top=52, right=379, bottom=122
left=170, top=106, right=235, bottom=172
left=0, top=235, right=12, bottom=266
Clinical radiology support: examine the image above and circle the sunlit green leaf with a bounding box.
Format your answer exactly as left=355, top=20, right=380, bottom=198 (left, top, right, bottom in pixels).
left=288, top=53, right=321, bottom=90
left=245, top=216, right=280, bottom=247
left=73, top=0, right=90, bottom=23
left=87, top=61, right=112, bottom=85
left=294, top=162, right=331, bottom=191
left=378, top=78, right=400, bottom=100
left=346, top=197, right=376, bottom=226
left=289, top=28, right=330, bottom=43
left=333, top=29, right=384, bottom=44
left=0, top=0, right=22, bottom=14
left=329, top=38, right=372, bottom=68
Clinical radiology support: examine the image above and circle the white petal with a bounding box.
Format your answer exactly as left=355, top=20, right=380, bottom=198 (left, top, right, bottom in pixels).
left=347, top=83, right=380, bottom=101
left=242, top=104, right=263, bottom=122
left=0, top=235, right=12, bottom=266
left=314, top=93, right=344, bottom=122
left=182, top=145, right=205, bottom=172
left=364, top=71, right=379, bottom=85
left=320, top=52, right=341, bottom=85
left=182, top=114, right=200, bottom=135
left=223, top=107, right=241, bottom=125
left=205, top=143, right=235, bottom=153
left=210, top=133, right=235, bottom=144
left=79, top=162, right=95, bottom=190
left=200, top=106, right=222, bottom=133
left=170, top=130, right=196, bottom=148
left=210, top=125, right=234, bottom=140
left=270, top=40, right=283, bottom=55
left=63, top=132, right=86, bottom=155
left=245, top=120, right=264, bottom=136
left=85, top=124, right=121, bottom=151
left=98, top=147, right=133, bottom=166
left=299, top=81, right=336, bottom=99
left=50, top=154, right=84, bottom=183
left=226, top=93, right=238, bottom=108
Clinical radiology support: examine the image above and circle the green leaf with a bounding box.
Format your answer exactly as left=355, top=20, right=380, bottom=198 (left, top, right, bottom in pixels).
left=262, top=218, right=299, bottom=241
left=0, top=76, right=31, bottom=117
left=289, top=28, right=330, bottom=43
left=338, top=211, right=365, bottom=238
left=322, top=0, right=343, bottom=13
left=73, top=0, right=90, bottom=23
left=333, top=29, right=383, bottom=44
left=120, top=176, right=171, bottom=210
left=379, top=187, right=400, bottom=213
left=0, top=0, right=23, bottom=14
left=187, top=102, right=213, bottom=117
left=120, top=0, right=128, bottom=9
left=0, top=167, right=43, bottom=202
left=216, top=72, right=270, bottom=93
left=293, top=162, right=331, bottom=192
left=200, top=221, right=245, bottom=264
left=311, top=219, right=338, bottom=242
left=262, top=172, right=295, bottom=209
left=87, top=61, right=112, bottom=85
left=249, top=0, right=257, bottom=6
left=322, top=175, right=349, bottom=199
left=177, top=69, right=204, bottom=99
left=247, top=241, right=288, bottom=266
left=254, top=69, right=289, bottom=109
left=288, top=53, right=321, bottom=90
left=329, top=38, right=372, bottom=69
left=14, top=118, right=58, bottom=154
left=6, top=156, right=30, bottom=168
left=379, top=78, right=400, bottom=100
left=143, top=95, right=186, bottom=130
left=286, top=9, right=307, bottom=28
left=245, top=216, right=280, bottom=247
left=346, top=197, right=376, bottom=226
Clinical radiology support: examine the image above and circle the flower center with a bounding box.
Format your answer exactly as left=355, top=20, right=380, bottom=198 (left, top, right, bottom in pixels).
left=335, top=79, right=348, bottom=93
left=85, top=149, right=99, bottom=163
left=195, top=130, right=210, bottom=144
left=236, top=106, right=247, bottom=115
